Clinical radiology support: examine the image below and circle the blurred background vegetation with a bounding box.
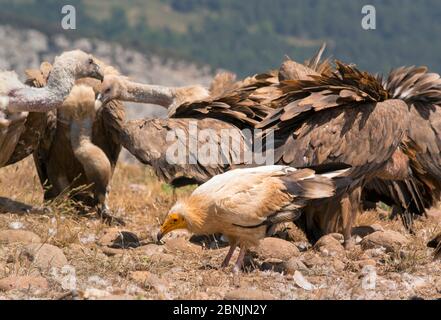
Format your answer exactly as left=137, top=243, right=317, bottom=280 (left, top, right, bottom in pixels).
left=1, top=0, right=440, bottom=76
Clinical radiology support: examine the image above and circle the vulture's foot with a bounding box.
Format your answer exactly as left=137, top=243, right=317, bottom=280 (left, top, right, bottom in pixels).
left=344, top=237, right=356, bottom=249
left=232, top=246, right=247, bottom=274
left=97, top=207, right=125, bottom=226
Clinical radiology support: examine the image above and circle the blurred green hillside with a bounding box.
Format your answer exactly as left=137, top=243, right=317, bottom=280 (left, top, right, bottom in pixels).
left=1, top=0, right=441, bottom=76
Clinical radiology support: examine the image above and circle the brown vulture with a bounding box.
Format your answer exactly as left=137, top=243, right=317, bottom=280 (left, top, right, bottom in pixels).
left=362, top=66, right=441, bottom=232
left=257, top=61, right=410, bottom=243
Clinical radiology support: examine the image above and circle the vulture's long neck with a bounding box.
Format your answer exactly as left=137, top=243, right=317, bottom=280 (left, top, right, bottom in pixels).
left=7, top=60, right=77, bottom=113
left=122, top=80, right=175, bottom=108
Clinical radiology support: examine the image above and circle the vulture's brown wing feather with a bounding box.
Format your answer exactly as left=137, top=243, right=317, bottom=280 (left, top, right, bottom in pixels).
left=362, top=66, right=441, bottom=230
left=5, top=64, right=53, bottom=166
left=259, top=61, right=408, bottom=180
left=120, top=117, right=251, bottom=186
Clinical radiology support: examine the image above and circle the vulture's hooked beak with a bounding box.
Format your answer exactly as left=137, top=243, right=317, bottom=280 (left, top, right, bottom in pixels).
left=91, top=63, right=104, bottom=82
left=95, top=93, right=104, bottom=111
left=157, top=213, right=187, bottom=242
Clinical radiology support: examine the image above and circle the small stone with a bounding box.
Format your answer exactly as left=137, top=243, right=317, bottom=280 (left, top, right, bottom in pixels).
left=129, top=271, right=167, bottom=293
left=302, top=254, right=325, bottom=268
left=0, top=230, right=41, bottom=244
left=98, top=295, right=135, bottom=300
left=224, top=288, right=275, bottom=300
left=0, top=276, right=48, bottom=292
left=101, top=247, right=125, bottom=256
left=426, top=208, right=441, bottom=222
left=82, top=288, right=111, bottom=300
left=357, top=259, right=376, bottom=268
left=283, top=257, right=309, bottom=275
left=21, top=244, right=68, bottom=270
left=251, top=237, right=300, bottom=262
left=361, top=265, right=377, bottom=290
left=314, top=234, right=345, bottom=256
left=352, top=226, right=378, bottom=238
left=293, top=271, right=315, bottom=291
left=8, top=222, right=24, bottom=230
left=332, top=258, right=346, bottom=272
left=135, top=244, right=165, bottom=255
left=164, top=237, right=203, bottom=254
left=98, top=228, right=140, bottom=249
left=360, top=230, right=409, bottom=253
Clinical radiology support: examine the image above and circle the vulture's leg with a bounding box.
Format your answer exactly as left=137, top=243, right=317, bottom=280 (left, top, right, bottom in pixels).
left=71, top=121, right=125, bottom=226
left=232, top=245, right=247, bottom=273
left=341, top=187, right=361, bottom=248
left=96, top=189, right=125, bottom=226
left=221, top=240, right=238, bottom=268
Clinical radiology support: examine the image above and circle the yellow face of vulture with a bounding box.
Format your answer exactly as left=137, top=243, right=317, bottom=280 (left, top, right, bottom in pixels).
left=157, top=212, right=188, bottom=241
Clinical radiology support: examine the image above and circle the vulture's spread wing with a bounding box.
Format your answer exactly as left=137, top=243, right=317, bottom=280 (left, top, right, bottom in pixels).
left=6, top=65, right=53, bottom=166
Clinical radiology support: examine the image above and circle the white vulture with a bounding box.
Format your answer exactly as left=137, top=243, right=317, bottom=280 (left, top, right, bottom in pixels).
left=157, top=165, right=350, bottom=272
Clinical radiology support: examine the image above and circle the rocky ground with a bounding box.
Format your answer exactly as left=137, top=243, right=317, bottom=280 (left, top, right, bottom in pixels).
left=0, top=158, right=440, bottom=300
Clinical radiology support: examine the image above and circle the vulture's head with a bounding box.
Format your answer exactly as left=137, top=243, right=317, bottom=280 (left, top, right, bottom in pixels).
left=157, top=201, right=191, bottom=241
left=56, top=50, right=104, bottom=82
left=96, top=75, right=124, bottom=106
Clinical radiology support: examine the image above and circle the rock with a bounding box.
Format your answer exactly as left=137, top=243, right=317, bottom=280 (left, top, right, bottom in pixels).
left=82, top=288, right=111, bottom=300
left=0, top=230, right=41, bottom=244
left=98, top=295, right=135, bottom=300
left=332, top=258, right=346, bottom=272
left=302, top=254, right=325, bottom=268
left=251, top=238, right=300, bottom=262
left=357, top=259, right=376, bottom=268
left=136, top=244, right=165, bottom=255
left=293, top=271, right=315, bottom=291
left=314, top=234, right=345, bottom=256
left=8, top=222, right=24, bottom=230
left=426, top=208, right=441, bottom=222
left=129, top=271, right=167, bottom=293
left=98, top=228, right=140, bottom=249
left=360, top=230, right=409, bottom=252
left=224, top=288, right=275, bottom=300
left=352, top=226, right=378, bottom=238
left=0, top=276, right=48, bottom=292
left=21, top=244, right=68, bottom=270
left=283, top=257, right=309, bottom=275
left=51, top=265, right=77, bottom=291
left=164, top=237, right=203, bottom=254
left=360, top=265, right=377, bottom=290
left=135, top=244, right=175, bottom=264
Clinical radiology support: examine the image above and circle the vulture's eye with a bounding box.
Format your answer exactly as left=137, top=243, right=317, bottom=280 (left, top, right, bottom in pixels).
left=105, top=88, right=111, bottom=94
left=173, top=218, right=178, bottom=222
left=88, top=58, right=94, bottom=65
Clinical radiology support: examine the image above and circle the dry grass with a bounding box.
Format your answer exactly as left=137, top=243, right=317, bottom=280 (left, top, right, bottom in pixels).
left=0, top=158, right=440, bottom=300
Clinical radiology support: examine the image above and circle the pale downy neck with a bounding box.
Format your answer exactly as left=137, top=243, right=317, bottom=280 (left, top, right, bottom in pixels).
left=121, top=79, right=176, bottom=108
left=70, top=118, right=93, bottom=152
left=181, top=195, right=211, bottom=234
left=7, top=58, right=77, bottom=113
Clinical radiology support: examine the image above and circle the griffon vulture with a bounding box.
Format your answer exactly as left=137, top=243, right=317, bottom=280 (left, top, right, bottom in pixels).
left=362, top=66, right=441, bottom=231
left=257, top=61, right=410, bottom=244
left=0, top=50, right=104, bottom=213
left=30, top=61, right=212, bottom=224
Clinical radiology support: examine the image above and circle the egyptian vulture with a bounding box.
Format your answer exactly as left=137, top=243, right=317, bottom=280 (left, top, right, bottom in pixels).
left=157, top=165, right=350, bottom=272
